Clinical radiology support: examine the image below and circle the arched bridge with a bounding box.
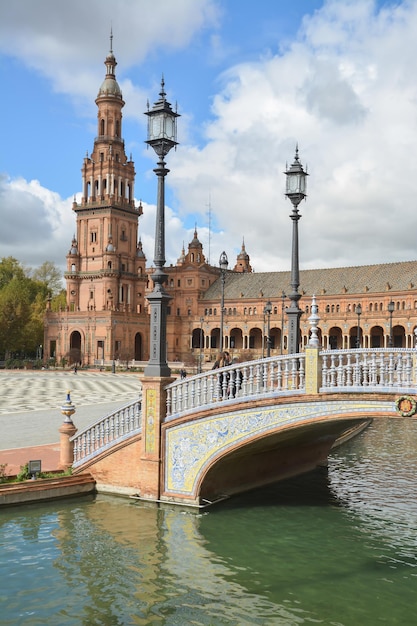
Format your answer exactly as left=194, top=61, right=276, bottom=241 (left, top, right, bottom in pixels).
left=71, top=347, right=417, bottom=506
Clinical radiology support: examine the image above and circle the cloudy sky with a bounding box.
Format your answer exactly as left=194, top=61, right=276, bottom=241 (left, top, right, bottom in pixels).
left=0, top=0, right=416, bottom=277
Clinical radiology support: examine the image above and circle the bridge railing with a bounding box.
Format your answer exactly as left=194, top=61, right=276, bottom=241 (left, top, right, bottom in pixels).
left=71, top=396, right=142, bottom=468
left=320, top=348, right=416, bottom=391
left=165, top=354, right=306, bottom=420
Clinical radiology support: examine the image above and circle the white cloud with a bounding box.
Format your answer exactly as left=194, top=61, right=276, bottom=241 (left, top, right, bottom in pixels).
left=1, top=0, right=417, bottom=275
left=169, top=0, right=417, bottom=271
left=0, top=175, right=73, bottom=271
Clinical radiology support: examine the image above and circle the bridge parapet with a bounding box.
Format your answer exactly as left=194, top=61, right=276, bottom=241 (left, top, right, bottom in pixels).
left=72, top=397, right=142, bottom=468
left=320, top=348, right=416, bottom=392
left=166, top=354, right=306, bottom=420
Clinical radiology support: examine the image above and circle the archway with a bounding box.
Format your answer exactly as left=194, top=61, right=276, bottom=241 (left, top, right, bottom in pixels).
left=229, top=327, right=243, bottom=350
left=370, top=325, right=384, bottom=348
left=134, top=333, right=143, bottom=361
left=249, top=327, right=263, bottom=351
left=328, top=327, right=343, bottom=350
left=192, top=328, right=204, bottom=349
left=69, top=330, right=82, bottom=364
left=392, top=325, right=405, bottom=348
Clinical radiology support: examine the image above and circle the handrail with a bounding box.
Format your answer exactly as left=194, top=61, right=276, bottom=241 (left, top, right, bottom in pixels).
left=72, top=396, right=142, bottom=468
left=165, top=354, right=306, bottom=420
left=320, top=348, right=416, bottom=391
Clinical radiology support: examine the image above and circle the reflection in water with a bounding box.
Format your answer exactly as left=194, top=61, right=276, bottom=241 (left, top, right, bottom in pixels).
left=1, top=418, right=417, bottom=625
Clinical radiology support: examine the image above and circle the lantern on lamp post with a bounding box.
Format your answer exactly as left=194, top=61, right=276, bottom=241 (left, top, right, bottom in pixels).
left=219, top=251, right=228, bottom=353
left=356, top=303, right=362, bottom=348
left=144, top=78, right=179, bottom=377
left=388, top=300, right=395, bottom=347
left=285, top=146, right=308, bottom=354
left=264, top=300, right=272, bottom=357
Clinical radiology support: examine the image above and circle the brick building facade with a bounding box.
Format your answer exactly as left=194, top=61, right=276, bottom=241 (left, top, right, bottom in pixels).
left=44, top=47, right=417, bottom=369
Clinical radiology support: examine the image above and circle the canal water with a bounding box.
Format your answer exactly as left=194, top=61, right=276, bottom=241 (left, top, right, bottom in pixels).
left=1, top=417, right=417, bottom=625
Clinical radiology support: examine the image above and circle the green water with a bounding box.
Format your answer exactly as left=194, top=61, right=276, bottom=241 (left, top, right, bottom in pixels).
left=1, top=418, right=417, bottom=625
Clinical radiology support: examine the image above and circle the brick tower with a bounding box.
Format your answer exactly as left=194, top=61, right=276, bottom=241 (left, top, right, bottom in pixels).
left=45, top=38, right=148, bottom=367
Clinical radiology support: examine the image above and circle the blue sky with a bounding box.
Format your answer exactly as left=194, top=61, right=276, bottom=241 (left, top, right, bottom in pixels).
left=0, top=0, right=415, bottom=277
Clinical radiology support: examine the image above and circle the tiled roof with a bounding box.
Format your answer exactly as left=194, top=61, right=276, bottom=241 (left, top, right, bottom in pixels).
left=202, top=260, right=417, bottom=301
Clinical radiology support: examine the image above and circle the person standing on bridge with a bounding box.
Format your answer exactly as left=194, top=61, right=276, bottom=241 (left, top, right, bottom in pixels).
left=212, top=351, right=231, bottom=398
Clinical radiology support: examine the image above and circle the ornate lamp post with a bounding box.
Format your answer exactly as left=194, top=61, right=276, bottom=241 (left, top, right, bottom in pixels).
left=199, top=316, right=204, bottom=373
left=144, top=78, right=179, bottom=377
left=356, top=303, right=362, bottom=348
left=281, top=291, right=286, bottom=354
left=285, top=147, right=308, bottom=354
left=388, top=300, right=395, bottom=347
left=219, top=251, right=228, bottom=352
left=264, top=300, right=272, bottom=357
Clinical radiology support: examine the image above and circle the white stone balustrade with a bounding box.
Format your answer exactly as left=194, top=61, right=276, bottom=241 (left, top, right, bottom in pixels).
left=72, top=397, right=142, bottom=467
left=165, top=354, right=306, bottom=420
left=320, top=348, right=414, bottom=391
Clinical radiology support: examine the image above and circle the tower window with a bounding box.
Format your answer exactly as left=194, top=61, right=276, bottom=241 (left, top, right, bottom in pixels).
left=90, top=231, right=97, bottom=243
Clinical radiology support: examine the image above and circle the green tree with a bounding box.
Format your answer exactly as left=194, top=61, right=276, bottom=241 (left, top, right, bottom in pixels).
left=31, top=261, right=63, bottom=296
left=0, top=257, right=48, bottom=359
left=0, top=278, right=33, bottom=357
left=0, top=256, right=27, bottom=289
left=49, top=289, right=67, bottom=312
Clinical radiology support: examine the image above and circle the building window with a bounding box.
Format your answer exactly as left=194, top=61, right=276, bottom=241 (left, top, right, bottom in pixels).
left=90, top=232, right=97, bottom=243
left=177, top=279, right=181, bottom=287
left=177, top=308, right=180, bottom=316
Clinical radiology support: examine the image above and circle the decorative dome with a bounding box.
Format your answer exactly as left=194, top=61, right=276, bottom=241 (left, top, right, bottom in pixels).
left=98, top=75, right=122, bottom=98
left=189, top=227, right=202, bottom=249
left=97, top=32, right=122, bottom=99
left=106, top=237, right=115, bottom=252
left=136, top=239, right=145, bottom=258
left=69, top=236, right=78, bottom=255
left=237, top=239, right=249, bottom=260
left=177, top=243, right=186, bottom=265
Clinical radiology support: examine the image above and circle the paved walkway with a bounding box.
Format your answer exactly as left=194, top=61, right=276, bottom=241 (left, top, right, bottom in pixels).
left=0, top=369, right=142, bottom=476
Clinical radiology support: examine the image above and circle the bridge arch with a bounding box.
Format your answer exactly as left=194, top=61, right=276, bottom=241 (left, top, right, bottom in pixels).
left=161, top=395, right=396, bottom=505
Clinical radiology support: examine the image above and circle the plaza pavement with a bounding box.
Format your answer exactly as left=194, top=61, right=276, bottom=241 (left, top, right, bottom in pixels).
left=0, top=369, right=142, bottom=476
